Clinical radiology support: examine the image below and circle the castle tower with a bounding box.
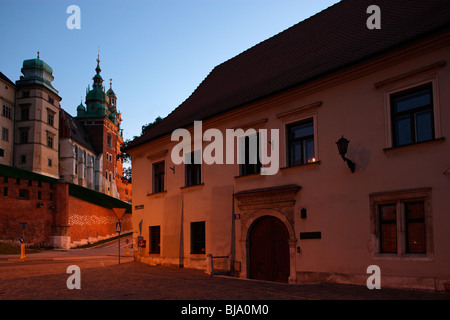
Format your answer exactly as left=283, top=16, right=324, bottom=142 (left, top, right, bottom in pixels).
left=75, top=55, right=126, bottom=198
left=14, top=52, right=61, bottom=178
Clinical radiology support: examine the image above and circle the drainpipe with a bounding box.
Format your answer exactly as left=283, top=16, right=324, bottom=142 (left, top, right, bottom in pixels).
left=230, top=187, right=235, bottom=274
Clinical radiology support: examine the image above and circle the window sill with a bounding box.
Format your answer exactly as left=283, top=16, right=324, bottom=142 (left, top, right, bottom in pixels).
left=234, top=172, right=263, bottom=179
left=371, top=253, right=434, bottom=261
left=146, top=191, right=167, bottom=197
left=280, top=160, right=321, bottom=171
left=180, top=183, right=204, bottom=191
left=383, top=137, right=445, bottom=152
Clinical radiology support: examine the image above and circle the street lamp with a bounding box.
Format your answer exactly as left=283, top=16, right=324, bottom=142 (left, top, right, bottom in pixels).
left=336, top=135, right=356, bottom=173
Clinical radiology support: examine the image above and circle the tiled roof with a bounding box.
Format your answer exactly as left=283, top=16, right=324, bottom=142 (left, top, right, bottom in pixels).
left=125, top=0, right=450, bottom=151
left=61, top=110, right=96, bottom=153
left=0, top=71, right=15, bottom=87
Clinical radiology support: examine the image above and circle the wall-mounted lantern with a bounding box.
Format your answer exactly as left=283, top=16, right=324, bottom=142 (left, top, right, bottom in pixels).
left=336, top=135, right=355, bottom=173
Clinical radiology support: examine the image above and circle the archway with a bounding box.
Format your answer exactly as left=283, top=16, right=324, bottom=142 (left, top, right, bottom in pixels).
left=249, top=216, right=290, bottom=283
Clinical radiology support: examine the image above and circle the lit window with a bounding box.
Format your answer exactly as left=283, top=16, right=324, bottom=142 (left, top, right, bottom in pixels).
left=286, top=118, right=315, bottom=166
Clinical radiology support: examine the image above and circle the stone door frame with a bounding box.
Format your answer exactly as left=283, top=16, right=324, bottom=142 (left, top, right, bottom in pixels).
left=234, top=184, right=300, bottom=284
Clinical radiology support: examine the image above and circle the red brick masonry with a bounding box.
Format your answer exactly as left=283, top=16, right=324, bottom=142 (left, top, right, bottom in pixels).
left=0, top=164, right=131, bottom=247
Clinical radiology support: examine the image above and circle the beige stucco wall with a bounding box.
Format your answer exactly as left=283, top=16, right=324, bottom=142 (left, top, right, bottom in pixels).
left=14, top=87, right=60, bottom=178
left=0, top=77, right=15, bottom=166
left=130, top=33, right=450, bottom=291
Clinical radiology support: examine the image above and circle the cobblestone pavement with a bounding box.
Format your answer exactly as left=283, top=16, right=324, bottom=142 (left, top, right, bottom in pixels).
left=1, top=244, right=449, bottom=319
left=1, top=254, right=449, bottom=301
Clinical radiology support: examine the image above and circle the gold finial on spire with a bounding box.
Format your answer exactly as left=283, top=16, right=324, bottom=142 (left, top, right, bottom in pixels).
left=37, top=51, right=40, bottom=59
left=110, top=78, right=112, bottom=88
left=97, top=46, right=100, bottom=62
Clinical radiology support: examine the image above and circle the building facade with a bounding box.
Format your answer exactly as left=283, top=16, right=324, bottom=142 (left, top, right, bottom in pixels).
left=0, top=72, right=15, bottom=166
left=125, top=0, right=450, bottom=291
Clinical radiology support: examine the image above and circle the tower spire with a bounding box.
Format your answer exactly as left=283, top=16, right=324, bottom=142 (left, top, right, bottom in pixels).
left=92, top=48, right=103, bottom=89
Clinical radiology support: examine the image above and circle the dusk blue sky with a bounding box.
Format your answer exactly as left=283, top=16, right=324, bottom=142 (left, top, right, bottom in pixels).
left=0, top=0, right=340, bottom=142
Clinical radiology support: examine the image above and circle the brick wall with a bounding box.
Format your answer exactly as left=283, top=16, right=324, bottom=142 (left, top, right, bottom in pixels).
left=68, top=196, right=132, bottom=242
left=0, top=176, right=57, bottom=246
left=0, top=164, right=131, bottom=248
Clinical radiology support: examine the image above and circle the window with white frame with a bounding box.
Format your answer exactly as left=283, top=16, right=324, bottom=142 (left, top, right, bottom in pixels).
left=390, top=83, right=434, bottom=147
left=286, top=118, right=315, bottom=166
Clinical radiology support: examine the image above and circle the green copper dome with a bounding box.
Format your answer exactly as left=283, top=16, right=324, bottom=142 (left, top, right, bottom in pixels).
left=77, top=102, right=85, bottom=111
left=86, top=87, right=106, bottom=102
left=16, top=53, right=59, bottom=95
left=22, top=58, right=53, bottom=75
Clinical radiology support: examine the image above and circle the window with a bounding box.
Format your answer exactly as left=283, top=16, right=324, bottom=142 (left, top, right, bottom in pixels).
left=149, top=226, right=161, bottom=254
left=48, top=96, right=54, bottom=105
left=185, top=150, right=201, bottom=187
left=47, top=133, right=54, bottom=149
left=191, top=221, right=205, bottom=254
left=0, top=148, right=4, bottom=158
left=2, top=105, right=11, bottom=119
left=107, top=133, right=112, bottom=147
left=22, top=91, right=30, bottom=98
left=48, top=159, right=52, bottom=167
left=153, top=161, right=165, bottom=193
left=404, top=201, right=426, bottom=254
left=19, top=128, right=29, bottom=144
left=47, top=109, right=55, bottom=126
left=379, top=204, right=397, bottom=253
left=390, top=84, right=434, bottom=147
left=20, top=155, right=26, bottom=164
left=18, top=189, right=30, bottom=199
left=239, top=133, right=261, bottom=176
left=286, top=118, right=315, bottom=166
left=1, top=127, right=8, bottom=141
left=370, top=188, right=431, bottom=257
left=3, top=187, right=7, bottom=197
left=20, top=105, right=29, bottom=121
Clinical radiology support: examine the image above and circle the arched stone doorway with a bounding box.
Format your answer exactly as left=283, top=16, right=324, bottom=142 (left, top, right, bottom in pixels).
left=234, top=185, right=300, bottom=284
left=249, top=216, right=290, bottom=283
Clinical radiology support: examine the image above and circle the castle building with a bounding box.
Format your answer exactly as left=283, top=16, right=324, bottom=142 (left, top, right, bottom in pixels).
left=59, top=55, right=131, bottom=201
left=0, top=72, right=16, bottom=166
left=0, top=53, right=131, bottom=202
left=13, top=54, right=61, bottom=179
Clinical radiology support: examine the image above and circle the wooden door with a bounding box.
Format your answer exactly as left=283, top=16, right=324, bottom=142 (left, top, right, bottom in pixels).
left=249, top=216, right=290, bottom=283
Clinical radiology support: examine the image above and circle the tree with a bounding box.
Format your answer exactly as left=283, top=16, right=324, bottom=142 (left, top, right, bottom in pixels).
left=117, top=116, right=163, bottom=183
